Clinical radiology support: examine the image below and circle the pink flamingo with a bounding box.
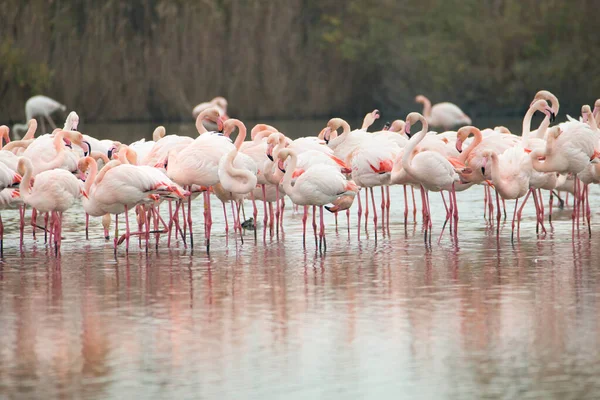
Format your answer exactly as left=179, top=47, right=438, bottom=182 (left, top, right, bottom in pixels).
left=277, top=148, right=358, bottom=250
left=17, top=157, right=84, bottom=255
left=415, top=95, right=472, bottom=130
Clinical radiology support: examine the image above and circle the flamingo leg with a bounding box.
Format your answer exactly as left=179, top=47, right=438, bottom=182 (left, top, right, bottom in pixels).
left=0, top=214, right=3, bottom=256
left=386, top=186, right=391, bottom=234
left=516, top=189, right=532, bottom=238
left=483, top=185, right=488, bottom=221
left=168, top=200, right=173, bottom=246
left=280, top=196, right=285, bottom=230
left=438, top=191, right=450, bottom=243
left=44, top=212, right=48, bottom=243
left=230, top=200, right=238, bottom=234
left=346, top=208, right=351, bottom=237
left=302, top=205, right=308, bottom=248
left=586, top=184, right=592, bottom=237
left=364, top=189, right=369, bottom=234
left=125, top=205, right=130, bottom=252
left=31, top=208, right=37, bottom=240
left=19, top=206, right=25, bottom=252
left=451, top=184, right=459, bottom=240
left=236, top=201, right=244, bottom=244
left=187, top=189, right=194, bottom=249
left=223, top=202, right=229, bottom=233
left=357, top=189, right=362, bottom=238
left=511, top=198, right=519, bottom=243
left=549, top=191, right=554, bottom=229
left=319, top=205, right=326, bottom=252
left=113, top=214, right=119, bottom=252
left=268, top=201, right=274, bottom=236
left=261, top=185, right=268, bottom=236
left=250, top=192, right=258, bottom=236
left=370, top=187, right=378, bottom=241
left=380, top=186, right=385, bottom=233
left=495, top=189, right=501, bottom=236
left=206, top=191, right=213, bottom=252
left=403, top=185, right=409, bottom=226
left=85, top=213, right=89, bottom=240
left=411, top=186, right=417, bottom=222
left=502, top=198, right=507, bottom=221
left=312, top=205, right=318, bottom=248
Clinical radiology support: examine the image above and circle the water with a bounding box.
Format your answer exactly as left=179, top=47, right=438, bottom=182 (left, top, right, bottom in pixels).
left=1, top=118, right=599, bottom=399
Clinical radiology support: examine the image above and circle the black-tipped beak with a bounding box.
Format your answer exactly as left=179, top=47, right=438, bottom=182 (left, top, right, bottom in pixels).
left=267, top=153, right=274, bottom=162
left=481, top=167, right=485, bottom=176
left=550, top=112, right=556, bottom=123
left=107, top=149, right=114, bottom=159
left=383, top=122, right=391, bottom=130
left=83, top=141, right=91, bottom=156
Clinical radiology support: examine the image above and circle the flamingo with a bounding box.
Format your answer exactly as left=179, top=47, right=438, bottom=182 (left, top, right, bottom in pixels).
left=0, top=188, right=22, bottom=255
left=277, top=148, right=358, bottom=250
left=165, top=110, right=234, bottom=251
left=11, top=95, right=66, bottom=138
left=17, top=157, right=84, bottom=255
left=403, top=112, right=463, bottom=243
left=529, top=120, right=598, bottom=235
left=192, top=96, right=228, bottom=120
left=415, top=95, right=472, bottom=130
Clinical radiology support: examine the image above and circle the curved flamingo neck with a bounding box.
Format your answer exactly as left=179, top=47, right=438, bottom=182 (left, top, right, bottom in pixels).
left=18, top=159, right=34, bottom=200
left=584, top=109, right=598, bottom=132
left=224, top=149, right=253, bottom=182
left=152, top=126, right=166, bottom=141
left=280, top=150, right=297, bottom=195
left=195, top=109, right=221, bottom=135
left=521, top=105, right=541, bottom=144
left=228, top=119, right=247, bottom=149
left=96, top=160, right=122, bottom=184
left=0, top=126, right=9, bottom=149
left=23, top=120, right=37, bottom=140
left=84, top=158, right=98, bottom=193
left=402, top=116, right=428, bottom=174
left=418, top=97, right=432, bottom=119
left=458, top=128, right=482, bottom=163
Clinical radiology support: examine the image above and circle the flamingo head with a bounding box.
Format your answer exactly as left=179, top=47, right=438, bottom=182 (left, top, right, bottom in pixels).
left=582, top=105, right=592, bottom=123
left=531, top=99, right=556, bottom=122
left=382, top=121, right=391, bottom=131
left=594, top=99, right=600, bottom=116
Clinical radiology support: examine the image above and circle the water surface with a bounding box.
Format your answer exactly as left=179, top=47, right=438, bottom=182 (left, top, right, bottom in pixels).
left=1, top=117, right=599, bottom=399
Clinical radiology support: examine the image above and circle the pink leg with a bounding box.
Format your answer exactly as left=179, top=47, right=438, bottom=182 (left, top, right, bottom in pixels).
left=517, top=189, right=532, bottom=238
left=223, top=202, right=229, bottom=233
left=280, top=196, right=285, bottom=230
left=370, top=187, right=378, bottom=240
left=312, top=205, right=318, bottom=247
left=268, top=202, right=274, bottom=236
left=386, top=186, right=391, bottom=233
left=380, top=186, right=385, bottom=232
left=438, top=192, right=451, bottom=243
left=403, top=185, right=409, bottom=225
left=364, top=189, right=369, bottom=234
left=483, top=186, right=488, bottom=220
left=411, top=186, right=417, bottom=222
left=357, top=189, right=362, bottom=238
left=44, top=213, right=49, bottom=243
left=319, top=205, right=326, bottom=251
left=31, top=209, right=37, bottom=240
left=85, top=213, right=90, bottom=240
left=125, top=205, right=130, bottom=252
left=187, top=189, right=194, bottom=248
left=0, top=214, right=3, bottom=256
left=452, top=184, right=459, bottom=239
left=495, top=189, right=501, bottom=235
left=586, top=184, right=592, bottom=237
left=206, top=191, right=213, bottom=252
left=262, top=185, right=268, bottom=234
left=113, top=214, right=119, bottom=252
left=346, top=208, right=351, bottom=236
left=511, top=199, right=519, bottom=242
left=230, top=201, right=238, bottom=233
left=19, top=206, right=25, bottom=252
left=549, top=191, right=554, bottom=229
left=302, top=205, right=308, bottom=247
left=250, top=192, right=258, bottom=230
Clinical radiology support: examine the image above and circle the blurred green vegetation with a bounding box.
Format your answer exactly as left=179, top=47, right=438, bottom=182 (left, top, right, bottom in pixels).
left=1, top=0, right=598, bottom=123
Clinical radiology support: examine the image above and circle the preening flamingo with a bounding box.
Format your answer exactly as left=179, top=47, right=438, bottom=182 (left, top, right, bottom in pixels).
left=403, top=112, right=463, bottom=243
left=18, top=157, right=83, bottom=255
left=277, top=148, right=358, bottom=249
left=192, top=97, right=228, bottom=120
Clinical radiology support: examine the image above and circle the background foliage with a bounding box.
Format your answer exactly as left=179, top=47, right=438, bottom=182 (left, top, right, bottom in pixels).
left=1, top=0, right=598, bottom=123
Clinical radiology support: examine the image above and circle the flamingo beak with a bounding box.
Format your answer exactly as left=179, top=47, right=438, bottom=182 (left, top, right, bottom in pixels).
left=405, top=123, right=412, bottom=138
left=13, top=174, right=22, bottom=184
left=456, top=139, right=463, bottom=153
left=217, top=117, right=224, bottom=132
left=267, top=144, right=274, bottom=161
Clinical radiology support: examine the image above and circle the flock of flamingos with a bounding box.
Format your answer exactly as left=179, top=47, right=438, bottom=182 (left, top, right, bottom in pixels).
left=1, top=90, right=600, bottom=255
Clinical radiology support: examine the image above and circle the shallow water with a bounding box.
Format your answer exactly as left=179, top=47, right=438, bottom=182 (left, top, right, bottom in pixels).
left=2, top=116, right=599, bottom=399
left=1, top=179, right=600, bottom=399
